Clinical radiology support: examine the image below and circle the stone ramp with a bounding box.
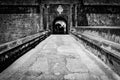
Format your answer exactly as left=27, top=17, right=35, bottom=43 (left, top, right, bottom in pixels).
left=0, top=35, right=119, bottom=80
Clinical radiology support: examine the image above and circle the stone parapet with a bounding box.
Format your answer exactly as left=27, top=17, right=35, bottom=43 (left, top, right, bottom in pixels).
left=0, top=32, right=46, bottom=54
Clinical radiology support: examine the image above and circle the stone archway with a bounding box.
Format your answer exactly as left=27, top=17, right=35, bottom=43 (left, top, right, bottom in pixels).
left=52, top=16, right=68, bottom=34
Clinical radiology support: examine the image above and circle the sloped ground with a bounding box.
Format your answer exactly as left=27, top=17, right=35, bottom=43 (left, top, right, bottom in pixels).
left=0, top=35, right=119, bottom=80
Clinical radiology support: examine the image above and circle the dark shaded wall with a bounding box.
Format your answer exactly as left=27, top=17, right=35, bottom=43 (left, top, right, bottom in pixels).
left=77, top=5, right=120, bottom=26
left=0, top=13, right=41, bottom=44
left=77, top=4, right=120, bottom=44
left=77, top=13, right=88, bottom=26
left=84, top=0, right=120, bottom=5
left=41, top=0, right=80, bottom=4
left=0, top=0, right=44, bottom=45
left=0, top=0, right=38, bottom=5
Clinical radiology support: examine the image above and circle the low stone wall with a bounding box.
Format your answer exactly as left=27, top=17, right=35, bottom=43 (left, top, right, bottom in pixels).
left=0, top=31, right=50, bottom=72
left=75, top=28, right=120, bottom=44
left=72, top=33, right=120, bottom=76
left=80, top=37, right=120, bottom=76
left=0, top=32, right=46, bottom=54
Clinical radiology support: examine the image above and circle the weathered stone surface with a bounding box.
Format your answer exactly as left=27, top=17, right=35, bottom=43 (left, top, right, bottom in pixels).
left=0, top=0, right=38, bottom=5
left=47, top=53, right=69, bottom=75
left=24, top=70, right=42, bottom=77
left=57, top=45, right=76, bottom=53
left=39, top=74, right=64, bottom=80
left=66, top=58, right=89, bottom=73
left=57, top=45, right=80, bottom=59
left=64, top=73, right=97, bottom=80
left=0, top=35, right=118, bottom=80
left=52, top=62, right=68, bottom=75
left=7, top=71, right=23, bottom=80
left=29, top=57, right=49, bottom=73
left=0, top=45, right=8, bottom=52
left=0, top=13, right=41, bottom=45
left=100, top=75, right=110, bottom=80
left=21, top=76, right=38, bottom=80
left=84, top=0, right=120, bottom=5
left=87, top=14, right=120, bottom=26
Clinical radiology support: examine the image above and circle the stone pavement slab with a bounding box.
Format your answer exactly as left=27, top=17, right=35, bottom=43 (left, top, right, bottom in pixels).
left=0, top=35, right=119, bottom=80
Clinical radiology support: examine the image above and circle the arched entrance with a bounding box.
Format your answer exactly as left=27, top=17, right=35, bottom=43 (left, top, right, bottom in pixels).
left=52, top=16, right=68, bottom=34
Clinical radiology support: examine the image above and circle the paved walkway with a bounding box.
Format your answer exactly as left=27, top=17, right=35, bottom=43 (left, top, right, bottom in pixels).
left=0, top=35, right=119, bottom=80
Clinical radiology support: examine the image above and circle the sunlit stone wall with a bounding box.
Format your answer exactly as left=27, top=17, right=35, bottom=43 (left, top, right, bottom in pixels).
left=87, top=14, right=120, bottom=26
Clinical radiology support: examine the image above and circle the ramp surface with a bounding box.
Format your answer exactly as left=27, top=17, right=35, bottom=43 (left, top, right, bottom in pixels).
left=0, top=35, right=119, bottom=80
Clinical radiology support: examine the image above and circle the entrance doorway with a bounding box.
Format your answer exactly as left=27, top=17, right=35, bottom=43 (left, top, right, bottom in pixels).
left=52, top=16, right=68, bottom=34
